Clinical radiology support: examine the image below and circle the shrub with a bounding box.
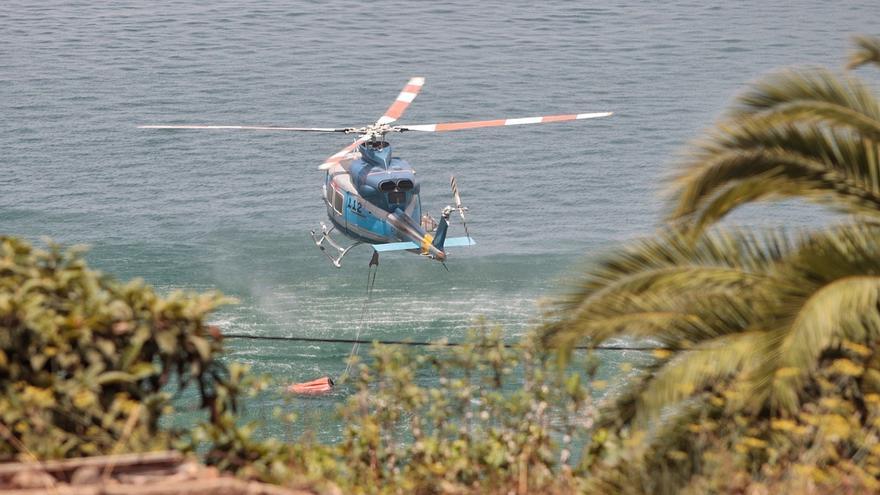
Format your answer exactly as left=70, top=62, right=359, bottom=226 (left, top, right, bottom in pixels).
left=0, top=236, right=231, bottom=459
left=329, top=326, right=597, bottom=494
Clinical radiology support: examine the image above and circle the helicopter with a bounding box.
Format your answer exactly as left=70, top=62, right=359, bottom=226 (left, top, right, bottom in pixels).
left=141, top=78, right=612, bottom=267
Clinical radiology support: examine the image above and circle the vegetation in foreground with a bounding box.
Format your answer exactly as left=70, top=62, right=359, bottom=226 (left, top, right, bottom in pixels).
left=545, top=35, right=880, bottom=493
left=3, top=36, right=880, bottom=495
left=0, top=236, right=596, bottom=494
left=0, top=237, right=233, bottom=459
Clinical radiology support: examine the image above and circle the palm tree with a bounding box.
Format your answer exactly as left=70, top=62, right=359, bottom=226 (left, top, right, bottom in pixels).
left=543, top=37, right=880, bottom=493
left=848, top=36, right=880, bottom=70
left=669, top=36, right=880, bottom=234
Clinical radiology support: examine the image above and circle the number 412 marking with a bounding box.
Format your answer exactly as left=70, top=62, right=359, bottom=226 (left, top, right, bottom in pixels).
left=346, top=196, right=363, bottom=214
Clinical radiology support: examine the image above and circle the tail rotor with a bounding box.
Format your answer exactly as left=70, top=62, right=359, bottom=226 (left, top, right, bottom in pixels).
left=449, top=176, right=470, bottom=240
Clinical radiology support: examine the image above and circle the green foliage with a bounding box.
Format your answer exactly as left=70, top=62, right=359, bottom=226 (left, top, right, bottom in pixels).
left=585, top=346, right=880, bottom=494
left=330, top=327, right=596, bottom=494
left=542, top=35, right=880, bottom=494
left=0, top=236, right=599, bottom=494
left=166, top=327, right=599, bottom=495
left=180, top=363, right=341, bottom=492
left=0, top=236, right=232, bottom=459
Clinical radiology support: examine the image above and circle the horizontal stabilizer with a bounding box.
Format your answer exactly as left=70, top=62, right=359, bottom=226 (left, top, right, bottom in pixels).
left=442, top=236, right=476, bottom=248
left=372, top=241, right=419, bottom=253
left=371, top=236, right=475, bottom=253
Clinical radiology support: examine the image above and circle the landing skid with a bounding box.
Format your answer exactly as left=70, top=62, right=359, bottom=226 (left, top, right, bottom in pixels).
left=310, top=223, right=362, bottom=268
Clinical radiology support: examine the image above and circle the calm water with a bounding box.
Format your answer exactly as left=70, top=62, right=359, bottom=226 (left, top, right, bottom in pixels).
left=2, top=0, right=876, bottom=439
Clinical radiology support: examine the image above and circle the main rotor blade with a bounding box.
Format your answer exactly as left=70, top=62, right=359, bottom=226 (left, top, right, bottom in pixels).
left=139, top=124, right=349, bottom=132
left=397, top=111, right=612, bottom=132
left=318, top=136, right=370, bottom=170
left=375, top=77, right=425, bottom=125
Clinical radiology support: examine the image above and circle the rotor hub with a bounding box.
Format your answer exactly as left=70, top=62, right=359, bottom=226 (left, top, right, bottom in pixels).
left=346, top=123, right=402, bottom=140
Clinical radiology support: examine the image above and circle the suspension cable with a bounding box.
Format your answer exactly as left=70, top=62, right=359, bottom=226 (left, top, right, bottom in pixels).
left=221, top=333, right=674, bottom=352
left=339, top=256, right=380, bottom=380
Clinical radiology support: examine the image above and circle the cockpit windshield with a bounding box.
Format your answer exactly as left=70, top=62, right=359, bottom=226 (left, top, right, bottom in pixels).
left=388, top=191, right=406, bottom=204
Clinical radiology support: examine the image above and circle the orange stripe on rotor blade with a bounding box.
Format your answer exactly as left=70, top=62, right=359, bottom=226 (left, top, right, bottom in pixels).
left=436, top=119, right=506, bottom=131
left=385, top=100, right=409, bottom=119
left=541, top=114, right=578, bottom=123
left=402, top=83, right=422, bottom=93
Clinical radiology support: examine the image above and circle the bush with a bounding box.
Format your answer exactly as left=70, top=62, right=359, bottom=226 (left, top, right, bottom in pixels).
left=0, top=236, right=232, bottom=459
left=328, top=326, right=597, bottom=494
left=175, top=326, right=601, bottom=494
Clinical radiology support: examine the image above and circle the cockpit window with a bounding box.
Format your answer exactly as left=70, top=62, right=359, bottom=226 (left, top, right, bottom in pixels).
left=331, top=188, right=344, bottom=214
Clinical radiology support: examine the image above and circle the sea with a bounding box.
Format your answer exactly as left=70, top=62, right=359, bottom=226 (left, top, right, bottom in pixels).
left=2, top=0, right=876, bottom=440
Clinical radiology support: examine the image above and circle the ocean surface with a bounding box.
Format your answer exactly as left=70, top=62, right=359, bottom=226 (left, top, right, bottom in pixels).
left=2, top=0, right=877, bottom=440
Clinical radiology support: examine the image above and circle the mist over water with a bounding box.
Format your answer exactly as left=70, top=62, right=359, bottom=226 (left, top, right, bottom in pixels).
left=2, top=0, right=876, bottom=439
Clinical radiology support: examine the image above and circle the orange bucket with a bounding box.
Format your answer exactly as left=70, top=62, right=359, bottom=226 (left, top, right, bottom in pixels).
left=287, top=376, right=334, bottom=394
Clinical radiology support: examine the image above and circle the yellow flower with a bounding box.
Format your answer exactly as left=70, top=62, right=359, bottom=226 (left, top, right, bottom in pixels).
left=828, top=359, right=863, bottom=377
left=771, top=419, right=797, bottom=431
left=22, top=386, right=54, bottom=408
left=842, top=340, right=872, bottom=358
left=652, top=349, right=672, bottom=359
left=793, top=464, right=815, bottom=478
left=739, top=436, right=768, bottom=449
left=822, top=414, right=851, bottom=440
left=73, top=389, right=95, bottom=409
left=667, top=450, right=688, bottom=461
left=794, top=425, right=812, bottom=436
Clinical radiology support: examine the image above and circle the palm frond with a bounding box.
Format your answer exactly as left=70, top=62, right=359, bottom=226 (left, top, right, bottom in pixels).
left=847, top=35, right=880, bottom=70
left=682, top=121, right=880, bottom=196
left=635, top=332, right=767, bottom=422
left=750, top=224, right=880, bottom=411
left=743, top=100, right=880, bottom=142
left=667, top=67, right=880, bottom=232
left=769, top=276, right=880, bottom=412
left=553, top=228, right=793, bottom=313
left=592, top=359, right=669, bottom=431
left=572, top=38, right=880, bottom=492
left=729, top=69, right=880, bottom=122
left=670, top=148, right=880, bottom=228
left=544, top=229, right=797, bottom=351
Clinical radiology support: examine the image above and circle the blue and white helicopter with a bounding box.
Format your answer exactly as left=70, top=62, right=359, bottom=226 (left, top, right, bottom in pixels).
left=142, top=78, right=611, bottom=267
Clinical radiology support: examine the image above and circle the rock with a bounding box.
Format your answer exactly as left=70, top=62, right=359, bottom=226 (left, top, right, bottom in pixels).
left=176, top=460, right=202, bottom=479
left=70, top=465, right=101, bottom=485
left=10, top=469, right=56, bottom=489
left=201, top=466, right=220, bottom=479
left=318, top=481, right=343, bottom=495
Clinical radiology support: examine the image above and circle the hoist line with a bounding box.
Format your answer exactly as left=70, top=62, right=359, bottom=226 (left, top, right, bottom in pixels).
left=340, top=257, right=380, bottom=381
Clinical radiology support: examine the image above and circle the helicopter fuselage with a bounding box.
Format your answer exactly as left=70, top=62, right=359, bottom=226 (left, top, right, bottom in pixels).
left=322, top=143, right=425, bottom=245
